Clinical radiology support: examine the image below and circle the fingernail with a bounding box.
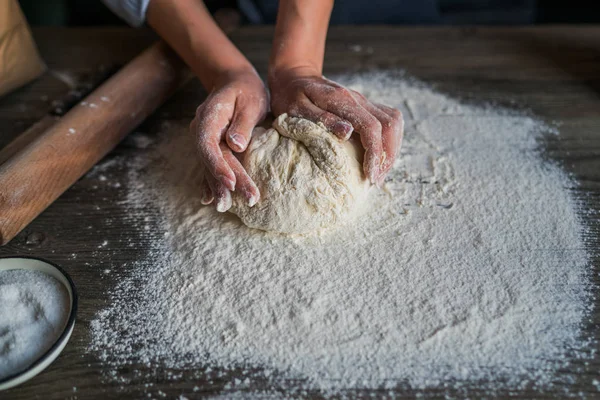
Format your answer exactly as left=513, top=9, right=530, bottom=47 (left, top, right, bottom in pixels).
left=229, top=133, right=246, bottom=151
left=201, top=191, right=213, bottom=205
left=219, top=175, right=236, bottom=191
left=201, top=185, right=213, bottom=204
left=216, top=191, right=232, bottom=212
left=333, top=121, right=353, bottom=139
left=248, top=192, right=259, bottom=207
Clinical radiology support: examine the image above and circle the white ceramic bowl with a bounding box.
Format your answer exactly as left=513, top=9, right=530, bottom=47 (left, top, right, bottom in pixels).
left=0, top=257, right=78, bottom=391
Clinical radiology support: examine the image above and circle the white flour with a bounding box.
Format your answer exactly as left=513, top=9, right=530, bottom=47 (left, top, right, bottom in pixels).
left=0, top=269, right=70, bottom=379
left=89, top=72, right=594, bottom=395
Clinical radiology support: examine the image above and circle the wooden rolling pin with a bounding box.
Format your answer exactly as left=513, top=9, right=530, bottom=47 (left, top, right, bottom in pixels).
left=0, top=42, right=189, bottom=245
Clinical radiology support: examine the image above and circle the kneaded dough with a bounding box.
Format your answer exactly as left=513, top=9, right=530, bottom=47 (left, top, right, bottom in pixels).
left=229, top=114, right=370, bottom=234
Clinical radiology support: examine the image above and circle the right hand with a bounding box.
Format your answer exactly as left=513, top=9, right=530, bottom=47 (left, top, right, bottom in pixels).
left=269, top=66, right=403, bottom=185
left=190, top=68, right=268, bottom=212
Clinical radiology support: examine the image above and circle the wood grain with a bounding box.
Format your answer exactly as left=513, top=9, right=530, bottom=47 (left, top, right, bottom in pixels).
left=0, top=42, right=188, bottom=245
left=0, top=26, right=599, bottom=399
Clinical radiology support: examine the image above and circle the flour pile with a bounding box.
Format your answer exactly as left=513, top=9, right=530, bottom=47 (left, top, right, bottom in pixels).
left=0, top=269, right=70, bottom=379
left=89, top=71, right=593, bottom=394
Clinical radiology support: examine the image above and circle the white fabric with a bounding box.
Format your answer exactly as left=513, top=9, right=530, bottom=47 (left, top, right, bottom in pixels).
left=102, top=0, right=151, bottom=27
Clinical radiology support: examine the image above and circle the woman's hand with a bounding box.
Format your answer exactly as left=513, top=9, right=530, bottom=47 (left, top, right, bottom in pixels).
left=191, top=68, right=268, bottom=212
left=268, top=0, right=403, bottom=184
left=147, top=0, right=269, bottom=212
left=269, top=66, right=403, bottom=184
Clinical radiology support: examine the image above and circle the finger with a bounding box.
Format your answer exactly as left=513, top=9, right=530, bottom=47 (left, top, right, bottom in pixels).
left=308, top=88, right=383, bottom=183
left=221, top=144, right=260, bottom=207
left=206, top=173, right=232, bottom=213
left=226, top=96, right=267, bottom=152
left=359, top=101, right=404, bottom=182
left=194, top=105, right=237, bottom=191
left=200, top=177, right=214, bottom=205
left=350, top=90, right=404, bottom=179
left=374, top=103, right=404, bottom=153
left=288, top=97, right=354, bottom=139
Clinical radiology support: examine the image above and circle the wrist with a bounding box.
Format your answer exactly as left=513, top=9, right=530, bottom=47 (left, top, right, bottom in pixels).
left=268, top=64, right=320, bottom=87
left=269, top=0, right=331, bottom=86
left=209, top=64, right=261, bottom=91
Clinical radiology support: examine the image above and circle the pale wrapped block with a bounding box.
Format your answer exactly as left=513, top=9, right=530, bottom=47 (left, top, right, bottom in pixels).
left=0, top=0, right=46, bottom=97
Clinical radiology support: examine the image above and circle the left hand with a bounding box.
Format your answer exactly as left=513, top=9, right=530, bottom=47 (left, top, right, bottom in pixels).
left=269, top=66, right=403, bottom=184
left=191, top=68, right=268, bottom=212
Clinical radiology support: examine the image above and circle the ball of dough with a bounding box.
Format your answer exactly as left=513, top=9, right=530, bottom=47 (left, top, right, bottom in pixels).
left=229, top=114, right=370, bottom=234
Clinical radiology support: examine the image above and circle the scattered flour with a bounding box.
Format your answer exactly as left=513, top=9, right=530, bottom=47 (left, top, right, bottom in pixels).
left=89, top=72, right=594, bottom=395
left=0, top=269, right=70, bottom=380
left=126, top=132, right=155, bottom=149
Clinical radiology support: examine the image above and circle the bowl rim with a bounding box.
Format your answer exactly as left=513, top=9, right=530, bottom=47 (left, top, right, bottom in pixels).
left=0, top=256, right=78, bottom=390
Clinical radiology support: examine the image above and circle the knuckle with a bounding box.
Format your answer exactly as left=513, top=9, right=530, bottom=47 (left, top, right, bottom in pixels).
left=366, top=116, right=383, bottom=134
left=294, top=91, right=307, bottom=103
left=391, top=108, right=402, bottom=119
left=320, top=85, right=336, bottom=95
left=351, top=90, right=367, bottom=102
left=334, top=86, right=351, bottom=99
left=378, top=113, right=394, bottom=129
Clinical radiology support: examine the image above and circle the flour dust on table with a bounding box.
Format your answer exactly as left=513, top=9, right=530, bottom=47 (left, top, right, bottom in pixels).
left=89, top=71, right=595, bottom=396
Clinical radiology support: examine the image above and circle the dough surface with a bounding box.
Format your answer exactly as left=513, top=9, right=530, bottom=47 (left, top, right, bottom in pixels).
left=230, top=114, right=370, bottom=234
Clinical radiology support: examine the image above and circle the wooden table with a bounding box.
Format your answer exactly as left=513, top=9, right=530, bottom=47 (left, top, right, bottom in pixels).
left=1, top=26, right=599, bottom=399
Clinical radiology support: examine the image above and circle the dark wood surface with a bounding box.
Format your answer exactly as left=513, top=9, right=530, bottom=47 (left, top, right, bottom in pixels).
left=1, top=26, right=599, bottom=399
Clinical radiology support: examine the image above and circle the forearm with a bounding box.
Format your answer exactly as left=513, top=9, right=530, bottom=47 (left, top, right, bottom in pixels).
left=147, top=0, right=254, bottom=90
left=269, top=0, right=334, bottom=81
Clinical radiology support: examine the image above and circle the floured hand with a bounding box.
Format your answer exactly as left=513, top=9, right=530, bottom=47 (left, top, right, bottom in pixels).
left=190, top=68, right=268, bottom=212
left=269, top=66, right=403, bottom=184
